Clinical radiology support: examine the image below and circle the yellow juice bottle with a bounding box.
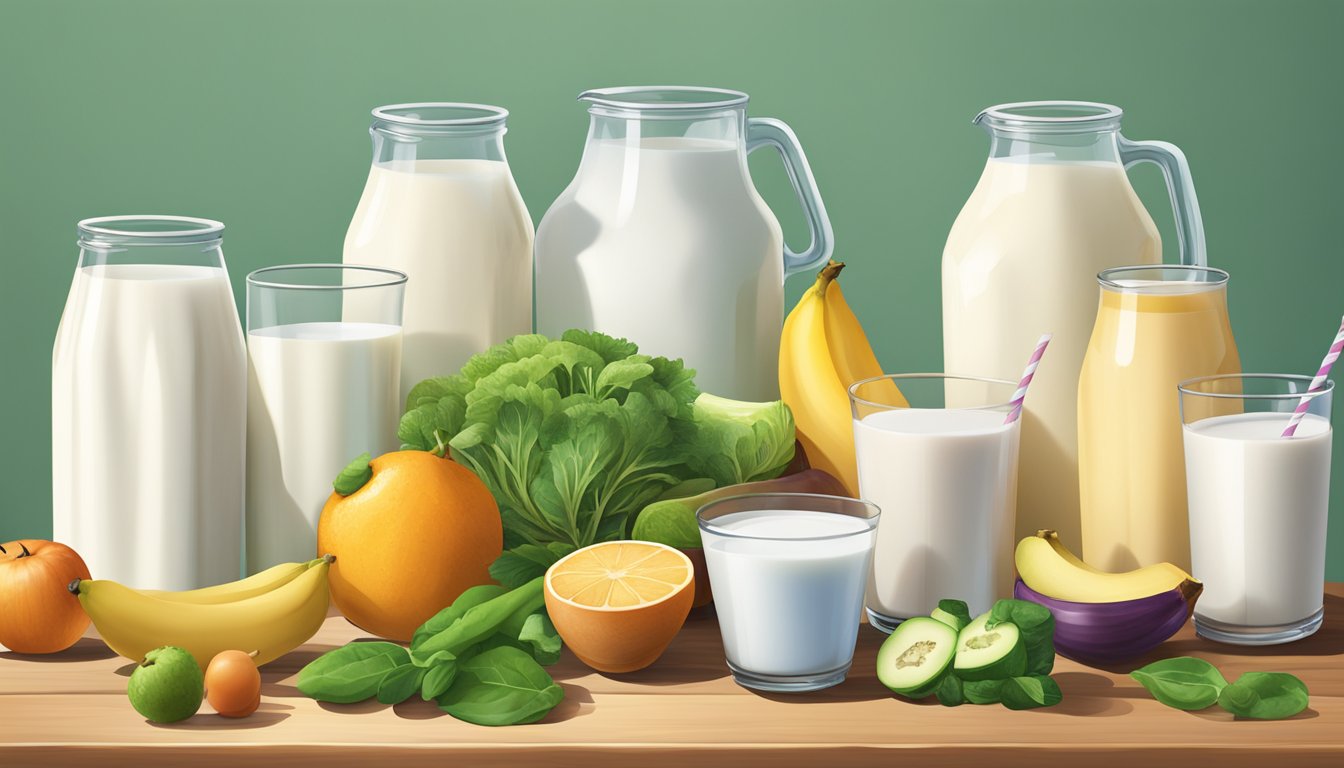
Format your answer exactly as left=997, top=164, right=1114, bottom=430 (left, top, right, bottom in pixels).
left=1077, top=265, right=1240, bottom=571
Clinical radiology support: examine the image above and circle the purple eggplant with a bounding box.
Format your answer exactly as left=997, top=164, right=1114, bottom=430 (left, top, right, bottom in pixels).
left=1013, top=579, right=1201, bottom=665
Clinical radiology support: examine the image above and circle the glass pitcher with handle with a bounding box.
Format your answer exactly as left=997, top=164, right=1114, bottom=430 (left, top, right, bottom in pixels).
left=535, top=86, right=832, bottom=401
left=941, top=101, right=1206, bottom=551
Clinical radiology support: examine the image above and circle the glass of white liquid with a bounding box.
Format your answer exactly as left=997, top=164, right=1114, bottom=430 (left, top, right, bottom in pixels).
left=850, top=374, right=1021, bottom=633
left=1179, top=373, right=1334, bottom=645
left=698, top=493, right=878, bottom=693
left=245, top=265, right=406, bottom=572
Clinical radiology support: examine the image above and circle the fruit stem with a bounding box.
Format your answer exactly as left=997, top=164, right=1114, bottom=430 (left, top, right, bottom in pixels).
left=17, top=543, right=30, bottom=558
left=817, top=260, right=845, bottom=292
left=67, top=578, right=82, bottom=595
left=321, top=553, right=336, bottom=564
left=0, top=543, right=6, bottom=554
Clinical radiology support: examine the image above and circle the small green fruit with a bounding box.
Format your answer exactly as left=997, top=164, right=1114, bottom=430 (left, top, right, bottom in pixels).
left=127, top=646, right=204, bottom=723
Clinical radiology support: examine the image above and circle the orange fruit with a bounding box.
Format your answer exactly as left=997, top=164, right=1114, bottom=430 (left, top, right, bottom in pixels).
left=318, top=451, right=502, bottom=642
left=204, top=650, right=261, bottom=718
left=544, top=541, right=694, bottom=673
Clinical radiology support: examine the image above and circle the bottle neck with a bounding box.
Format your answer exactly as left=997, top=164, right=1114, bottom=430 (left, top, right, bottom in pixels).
left=585, top=109, right=745, bottom=148
left=371, top=125, right=509, bottom=164
left=987, top=127, right=1122, bottom=164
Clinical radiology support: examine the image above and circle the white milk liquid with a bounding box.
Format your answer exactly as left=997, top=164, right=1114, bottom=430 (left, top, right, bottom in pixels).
left=535, top=137, right=784, bottom=401
left=854, top=408, right=1020, bottom=619
left=943, top=158, right=1161, bottom=547
left=344, top=159, right=532, bottom=403
left=52, top=264, right=246, bottom=590
left=1184, top=412, right=1332, bottom=627
left=245, top=322, right=402, bottom=571
left=703, top=510, right=874, bottom=676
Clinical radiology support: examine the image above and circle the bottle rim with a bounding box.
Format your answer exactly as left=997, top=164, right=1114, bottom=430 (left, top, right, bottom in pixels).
left=77, top=215, right=224, bottom=248
left=579, top=86, right=748, bottom=118
left=975, top=100, right=1123, bottom=135
left=246, top=263, right=408, bottom=292
left=1097, top=264, right=1230, bottom=294
left=371, top=102, right=509, bottom=127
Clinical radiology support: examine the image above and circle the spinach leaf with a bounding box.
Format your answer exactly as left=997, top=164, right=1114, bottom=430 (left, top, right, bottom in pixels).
left=1217, top=672, right=1309, bottom=719
left=1131, top=656, right=1228, bottom=710
left=1000, top=675, right=1063, bottom=710
left=376, top=663, right=426, bottom=705
left=987, top=598, right=1056, bottom=675
left=411, top=584, right=507, bottom=650
left=934, top=674, right=965, bottom=707
left=962, top=678, right=1005, bottom=705
left=413, top=578, right=545, bottom=664
left=297, top=641, right=409, bottom=703
left=421, top=658, right=460, bottom=701
left=489, top=543, right=573, bottom=588
left=436, top=645, right=565, bottom=726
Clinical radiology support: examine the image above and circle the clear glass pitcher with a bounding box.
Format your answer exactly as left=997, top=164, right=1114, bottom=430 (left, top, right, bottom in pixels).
left=1077, top=266, right=1240, bottom=572
left=52, top=216, right=246, bottom=590
left=942, top=101, right=1207, bottom=551
left=344, top=103, right=533, bottom=404
left=535, top=86, right=833, bottom=400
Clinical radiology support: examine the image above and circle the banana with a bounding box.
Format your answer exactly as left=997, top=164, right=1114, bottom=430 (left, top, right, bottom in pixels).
left=140, top=558, right=320, bottom=605
left=1014, top=530, right=1198, bottom=603
left=780, top=261, right=904, bottom=495
left=71, top=556, right=332, bottom=668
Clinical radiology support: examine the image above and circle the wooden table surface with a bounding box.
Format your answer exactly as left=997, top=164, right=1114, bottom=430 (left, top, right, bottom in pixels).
left=3, top=586, right=1343, bottom=767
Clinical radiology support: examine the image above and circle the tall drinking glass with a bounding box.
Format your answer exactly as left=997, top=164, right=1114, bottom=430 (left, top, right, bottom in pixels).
left=245, top=265, right=406, bottom=572
left=699, top=493, right=878, bottom=692
left=850, top=374, right=1021, bottom=632
left=1180, top=374, right=1334, bottom=645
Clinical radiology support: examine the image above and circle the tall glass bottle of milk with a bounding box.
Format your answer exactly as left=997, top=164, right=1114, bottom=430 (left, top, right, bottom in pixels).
left=535, top=87, right=833, bottom=401
left=344, top=103, right=533, bottom=404
left=942, top=101, right=1206, bottom=551
left=52, top=216, right=246, bottom=590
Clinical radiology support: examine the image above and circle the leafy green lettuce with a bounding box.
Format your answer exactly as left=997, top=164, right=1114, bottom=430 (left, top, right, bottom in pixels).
left=399, top=330, right=794, bottom=586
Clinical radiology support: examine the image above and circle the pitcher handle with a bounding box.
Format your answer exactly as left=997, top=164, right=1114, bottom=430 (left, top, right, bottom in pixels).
left=1117, top=136, right=1207, bottom=266
left=746, top=117, right=834, bottom=277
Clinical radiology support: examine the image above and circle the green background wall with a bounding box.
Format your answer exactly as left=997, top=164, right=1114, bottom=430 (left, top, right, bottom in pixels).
left=4, top=0, right=1343, bottom=575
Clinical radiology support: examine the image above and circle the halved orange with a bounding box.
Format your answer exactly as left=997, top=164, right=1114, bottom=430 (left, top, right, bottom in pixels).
left=544, top=541, right=694, bottom=673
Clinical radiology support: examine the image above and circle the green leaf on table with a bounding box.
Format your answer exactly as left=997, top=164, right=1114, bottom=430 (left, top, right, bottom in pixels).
left=516, top=612, right=563, bottom=666
left=1217, top=672, right=1309, bottom=719
left=412, top=584, right=508, bottom=650
left=934, top=674, right=965, bottom=707
left=1000, top=675, right=1063, bottom=710
left=1131, top=656, right=1229, bottom=710
left=297, top=641, right=409, bottom=703
left=376, top=663, right=427, bottom=705
left=962, top=678, right=1006, bottom=705
left=987, top=599, right=1056, bottom=675
left=332, top=452, right=373, bottom=496
left=436, top=645, right=565, bottom=726
left=490, top=543, right=573, bottom=589
left=421, top=657, right=460, bottom=701
left=413, top=578, right=545, bottom=664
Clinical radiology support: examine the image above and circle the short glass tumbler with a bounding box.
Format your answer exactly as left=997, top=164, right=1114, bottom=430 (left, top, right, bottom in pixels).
left=699, top=493, right=878, bottom=692
left=1179, top=373, right=1334, bottom=645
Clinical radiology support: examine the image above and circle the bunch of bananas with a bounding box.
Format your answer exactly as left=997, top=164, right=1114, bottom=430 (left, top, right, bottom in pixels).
left=780, top=261, right=905, bottom=495
left=71, top=557, right=332, bottom=668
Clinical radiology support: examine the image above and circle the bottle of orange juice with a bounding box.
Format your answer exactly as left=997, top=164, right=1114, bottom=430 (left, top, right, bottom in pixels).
left=1077, top=265, right=1240, bottom=572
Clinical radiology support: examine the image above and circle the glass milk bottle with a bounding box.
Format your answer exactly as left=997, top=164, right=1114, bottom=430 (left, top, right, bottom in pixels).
left=245, top=265, right=405, bottom=572
left=344, top=103, right=532, bottom=403
left=535, top=86, right=832, bottom=401
left=942, top=101, right=1206, bottom=550
left=52, top=216, right=246, bottom=590
left=1077, top=266, right=1240, bottom=571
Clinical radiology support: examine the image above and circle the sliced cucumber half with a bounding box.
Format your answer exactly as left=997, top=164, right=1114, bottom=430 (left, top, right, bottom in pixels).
left=953, top=612, right=1026, bottom=681
left=876, top=617, right=957, bottom=698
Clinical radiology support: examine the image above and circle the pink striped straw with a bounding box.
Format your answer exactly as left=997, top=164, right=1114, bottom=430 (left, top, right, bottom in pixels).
left=1281, top=315, right=1344, bottom=438
left=1004, top=334, right=1052, bottom=425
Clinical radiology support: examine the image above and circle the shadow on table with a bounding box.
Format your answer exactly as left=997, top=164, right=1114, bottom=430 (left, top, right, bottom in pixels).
left=0, top=637, right=119, bottom=663
left=554, top=610, right=731, bottom=687
left=386, top=681, right=595, bottom=724
left=149, top=702, right=294, bottom=730
left=1041, top=672, right=1136, bottom=717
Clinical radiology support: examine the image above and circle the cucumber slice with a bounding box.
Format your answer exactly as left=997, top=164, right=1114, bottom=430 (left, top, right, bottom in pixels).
left=953, top=612, right=1027, bottom=681
left=931, top=599, right=972, bottom=632
left=876, top=617, right=958, bottom=698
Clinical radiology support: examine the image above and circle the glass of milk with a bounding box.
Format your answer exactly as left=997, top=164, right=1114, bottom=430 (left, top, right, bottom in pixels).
left=849, top=374, right=1021, bottom=632
left=1180, top=373, right=1334, bottom=645
left=245, top=265, right=406, bottom=572
left=698, top=493, right=879, bottom=692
